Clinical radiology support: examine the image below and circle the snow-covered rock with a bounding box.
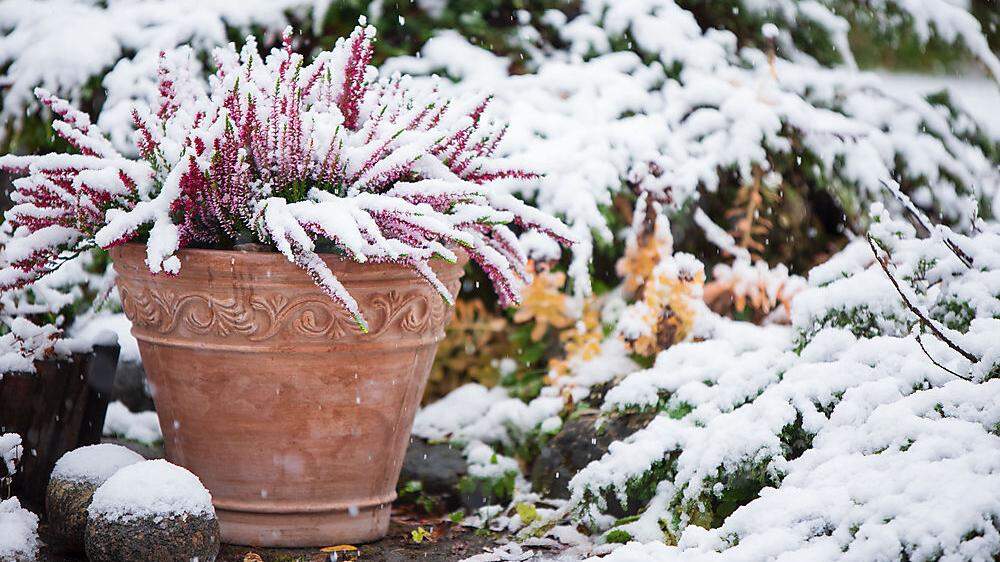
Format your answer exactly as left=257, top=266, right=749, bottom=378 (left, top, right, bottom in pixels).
left=86, top=459, right=219, bottom=562
left=51, top=443, right=145, bottom=486
left=47, top=443, right=146, bottom=553
left=88, top=459, right=213, bottom=522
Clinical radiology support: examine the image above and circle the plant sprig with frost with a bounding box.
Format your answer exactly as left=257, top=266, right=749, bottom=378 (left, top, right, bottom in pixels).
left=0, top=24, right=573, bottom=331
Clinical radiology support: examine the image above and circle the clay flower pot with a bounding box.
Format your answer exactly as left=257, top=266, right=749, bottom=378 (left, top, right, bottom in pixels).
left=110, top=244, right=465, bottom=546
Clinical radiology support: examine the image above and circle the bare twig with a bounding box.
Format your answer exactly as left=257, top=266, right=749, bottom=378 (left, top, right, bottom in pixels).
left=881, top=179, right=973, bottom=268
left=867, top=235, right=979, bottom=366
left=915, top=332, right=973, bottom=381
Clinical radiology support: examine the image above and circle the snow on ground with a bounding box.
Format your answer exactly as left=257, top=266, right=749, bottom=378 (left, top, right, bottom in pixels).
left=102, top=401, right=162, bottom=445
left=0, top=497, right=38, bottom=560
left=88, top=459, right=214, bottom=522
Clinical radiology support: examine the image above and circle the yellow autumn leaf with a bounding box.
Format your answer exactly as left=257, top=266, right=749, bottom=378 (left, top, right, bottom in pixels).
left=320, top=545, right=358, bottom=552
left=513, top=261, right=573, bottom=341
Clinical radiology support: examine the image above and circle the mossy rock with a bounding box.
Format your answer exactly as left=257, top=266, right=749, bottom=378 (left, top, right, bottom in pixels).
left=45, top=478, right=98, bottom=553
left=530, top=410, right=655, bottom=501
left=45, top=443, right=145, bottom=554
left=85, top=512, right=220, bottom=562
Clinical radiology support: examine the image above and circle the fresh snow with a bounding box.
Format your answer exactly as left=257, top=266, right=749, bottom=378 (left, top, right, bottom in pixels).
left=0, top=23, right=573, bottom=330
left=88, top=459, right=214, bottom=523
left=102, top=401, right=162, bottom=446
left=71, top=313, right=139, bottom=363
left=436, top=194, right=1000, bottom=560
left=878, top=71, right=1000, bottom=138
left=50, top=443, right=145, bottom=485
left=0, top=497, right=38, bottom=560
left=0, top=433, right=21, bottom=475
left=0, top=1, right=997, bottom=561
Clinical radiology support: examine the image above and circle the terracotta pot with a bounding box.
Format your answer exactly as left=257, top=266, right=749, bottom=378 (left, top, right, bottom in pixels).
left=110, top=244, right=465, bottom=547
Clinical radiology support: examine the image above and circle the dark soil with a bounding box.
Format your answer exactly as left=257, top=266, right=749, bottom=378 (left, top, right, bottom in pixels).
left=39, top=516, right=498, bottom=562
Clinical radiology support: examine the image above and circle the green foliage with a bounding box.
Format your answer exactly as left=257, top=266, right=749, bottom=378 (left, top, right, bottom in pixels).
left=458, top=470, right=518, bottom=506
left=397, top=479, right=439, bottom=514
left=779, top=415, right=815, bottom=461
left=578, top=457, right=676, bottom=521
left=794, top=305, right=901, bottom=352
left=499, top=323, right=553, bottom=401
left=675, top=461, right=779, bottom=531
left=844, top=3, right=988, bottom=73
left=605, top=528, right=633, bottom=544
left=666, top=401, right=694, bottom=420
left=622, top=458, right=675, bottom=514
left=932, top=298, right=977, bottom=332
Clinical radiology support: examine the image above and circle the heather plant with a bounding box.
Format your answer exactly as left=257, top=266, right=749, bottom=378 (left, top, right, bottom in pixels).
left=0, top=218, right=114, bottom=372
left=0, top=24, right=573, bottom=331
left=2, top=3, right=1000, bottom=558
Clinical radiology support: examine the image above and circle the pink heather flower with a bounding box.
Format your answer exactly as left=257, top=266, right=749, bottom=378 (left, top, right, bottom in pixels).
left=0, top=23, right=574, bottom=329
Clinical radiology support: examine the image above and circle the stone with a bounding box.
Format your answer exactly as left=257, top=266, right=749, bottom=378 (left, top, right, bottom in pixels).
left=46, top=478, right=100, bottom=554
left=85, top=459, right=220, bottom=562
left=45, top=444, right=145, bottom=553
left=85, top=512, right=220, bottom=562
left=399, top=438, right=467, bottom=497
left=530, top=410, right=655, bottom=501
left=112, top=361, right=155, bottom=413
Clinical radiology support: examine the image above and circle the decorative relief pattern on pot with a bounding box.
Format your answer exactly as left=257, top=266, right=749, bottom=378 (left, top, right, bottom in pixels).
left=118, top=285, right=453, bottom=341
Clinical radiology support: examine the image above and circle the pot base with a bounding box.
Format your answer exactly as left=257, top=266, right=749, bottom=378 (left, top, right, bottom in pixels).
left=217, top=502, right=391, bottom=547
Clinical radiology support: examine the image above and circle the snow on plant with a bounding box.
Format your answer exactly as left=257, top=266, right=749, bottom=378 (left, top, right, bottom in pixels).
left=1, top=433, right=22, bottom=499
left=0, top=249, right=120, bottom=373
left=387, top=0, right=999, bottom=291
left=3, top=1, right=996, bottom=295
left=617, top=250, right=705, bottom=357
left=0, top=24, right=574, bottom=331
left=0, top=0, right=319, bottom=150
left=793, top=186, right=1000, bottom=378
left=415, top=199, right=1000, bottom=560
left=697, top=209, right=807, bottom=324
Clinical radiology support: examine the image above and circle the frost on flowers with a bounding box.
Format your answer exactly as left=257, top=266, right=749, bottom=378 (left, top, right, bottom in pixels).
left=0, top=24, right=573, bottom=332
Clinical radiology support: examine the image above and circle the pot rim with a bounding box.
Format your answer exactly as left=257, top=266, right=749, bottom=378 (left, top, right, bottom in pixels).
left=110, top=242, right=469, bottom=284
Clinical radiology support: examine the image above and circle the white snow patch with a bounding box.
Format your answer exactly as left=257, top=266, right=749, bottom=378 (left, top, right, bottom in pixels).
left=0, top=497, right=38, bottom=560
left=51, top=443, right=145, bottom=485
left=102, top=401, right=162, bottom=446
left=88, top=459, right=214, bottom=522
